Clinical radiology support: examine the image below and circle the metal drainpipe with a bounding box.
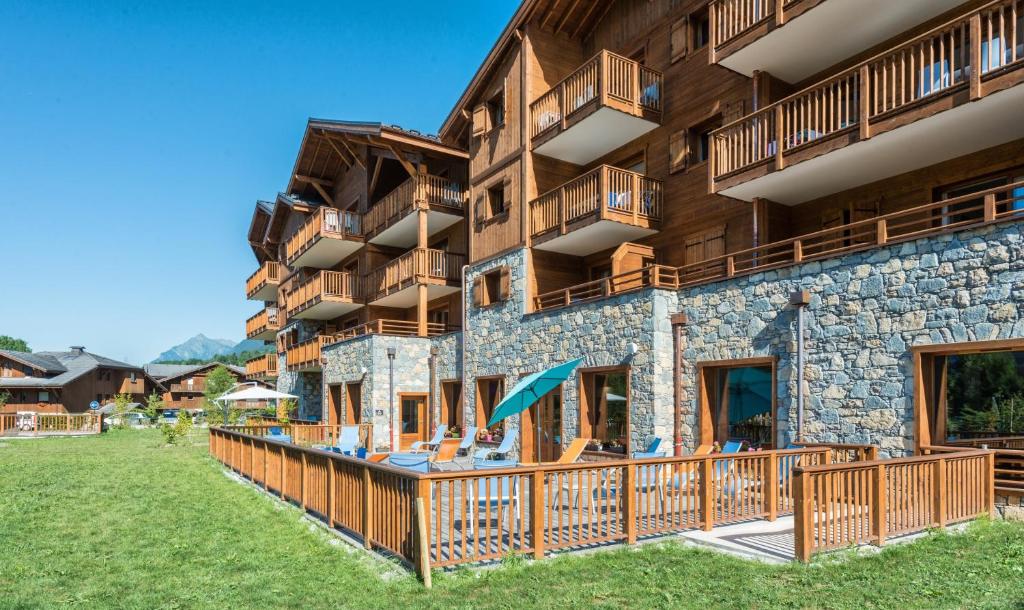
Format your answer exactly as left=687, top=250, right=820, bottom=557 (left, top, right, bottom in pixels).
left=428, top=346, right=438, bottom=436
left=461, top=264, right=469, bottom=436
left=670, top=313, right=688, bottom=456
left=387, top=347, right=396, bottom=451
left=790, top=290, right=811, bottom=443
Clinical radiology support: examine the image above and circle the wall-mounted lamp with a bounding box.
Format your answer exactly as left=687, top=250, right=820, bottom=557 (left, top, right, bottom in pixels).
left=627, top=342, right=639, bottom=356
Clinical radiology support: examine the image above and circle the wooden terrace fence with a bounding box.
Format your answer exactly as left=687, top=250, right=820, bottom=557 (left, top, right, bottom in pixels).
left=926, top=439, right=1024, bottom=497
left=0, top=413, right=103, bottom=436
left=232, top=423, right=374, bottom=451
left=211, top=427, right=887, bottom=573
left=792, top=449, right=994, bottom=561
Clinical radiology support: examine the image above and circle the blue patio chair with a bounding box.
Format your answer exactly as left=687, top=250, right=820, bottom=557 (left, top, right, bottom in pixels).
left=458, top=426, right=479, bottom=456
left=472, top=428, right=518, bottom=462
left=336, top=425, right=361, bottom=456
left=411, top=424, right=447, bottom=453
left=632, top=437, right=665, bottom=458
left=388, top=452, right=430, bottom=473
left=268, top=426, right=283, bottom=436
left=467, top=459, right=521, bottom=534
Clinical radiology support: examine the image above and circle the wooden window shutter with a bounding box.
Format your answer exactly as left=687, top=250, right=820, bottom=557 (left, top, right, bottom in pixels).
left=472, top=276, right=483, bottom=307
left=704, top=226, right=726, bottom=259
left=669, top=129, right=689, bottom=174
left=499, top=266, right=511, bottom=301
left=502, top=77, right=508, bottom=119
left=472, top=104, right=487, bottom=137
left=821, top=209, right=844, bottom=229
left=670, top=17, right=689, bottom=63
left=474, top=194, right=486, bottom=224
left=502, top=181, right=512, bottom=213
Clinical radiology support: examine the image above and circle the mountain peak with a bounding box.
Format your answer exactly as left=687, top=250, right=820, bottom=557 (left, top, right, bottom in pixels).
left=152, top=334, right=256, bottom=363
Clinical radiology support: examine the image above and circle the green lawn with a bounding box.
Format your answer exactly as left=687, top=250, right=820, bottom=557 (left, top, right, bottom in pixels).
left=2, top=430, right=1023, bottom=609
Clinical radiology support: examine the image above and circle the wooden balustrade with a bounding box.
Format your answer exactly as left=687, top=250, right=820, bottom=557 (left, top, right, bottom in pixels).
left=0, top=413, right=14, bottom=434
left=246, top=354, right=279, bottom=379
left=169, top=381, right=206, bottom=393
left=796, top=442, right=879, bottom=464
left=229, top=423, right=374, bottom=450
left=926, top=440, right=1024, bottom=497
left=284, top=271, right=355, bottom=319
left=793, top=449, right=994, bottom=561
left=211, top=427, right=879, bottom=575
left=327, top=319, right=449, bottom=345
left=284, top=207, right=362, bottom=266
left=363, top=249, right=465, bottom=302
left=530, top=50, right=663, bottom=140
left=710, top=0, right=777, bottom=50
left=246, top=261, right=280, bottom=299
left=285, top=336, right=334, bottom=371
left=245, top=306, right=281, bottom=339
left=712, top=0, right=1024, bottom=183
left=3, top=413, right=103, bottom=436
left=534, top=180, right=1024, bottom=312
left=529, top=165, right=663, bottom=238
left=363, top=174, right=466, bottom=238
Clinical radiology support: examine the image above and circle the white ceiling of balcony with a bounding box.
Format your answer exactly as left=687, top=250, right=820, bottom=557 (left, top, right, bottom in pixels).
left=368, top=209, right=463, bottom=249
left=534, top=108, right=660, bottom=165
left=293, top=300, right=363, bottom=321
left=291, top=238, right=363, bottom=269
left=369, top=284, right=460, bottom=309
left=247, top=283, right=277, bottom=302
left=719, top=0, right=966, bottom=82
left=534, top=221, right=658, bottom=256
left=719, top=84, right=1024, bottom=205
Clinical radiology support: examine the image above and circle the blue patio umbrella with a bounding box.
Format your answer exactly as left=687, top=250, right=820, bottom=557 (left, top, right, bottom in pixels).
left=487, top=358, right=584, bottom=461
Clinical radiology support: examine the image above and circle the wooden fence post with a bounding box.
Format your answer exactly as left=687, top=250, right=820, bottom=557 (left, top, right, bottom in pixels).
left=531, top=470, right=546, bottom=559
left=767, top=452, right=779, bottom=521
left=859, top=65, right=871, bottom=140
left=327, top=460, right=336, bottom=528
left=970, top=13, right=983, bottom=100
left=984, top=193, right=997, bottom=222
left=415, top=480, right=432, bottom=587
left=873, top=463, right=887, bottom=546
left=700, top=457, right=715, bottom=531
left=793, top=469, right=813, bottom=562
left=280, top=446, right=286, bottom=500
left=986, top=451, right=996, bottom=517
left=363, top=465, right=373, bottom=549
left=624, top=463, right=638, bottom=545
left=300, top=452, right=308, bottom=510
left=934, top=457, right=947, bottom=528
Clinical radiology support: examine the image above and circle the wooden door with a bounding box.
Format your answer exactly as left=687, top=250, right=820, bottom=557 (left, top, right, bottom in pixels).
left=345, top=382, right=361, bottom=425
left=399, top=394, right=428, bottom=450
left=328, top=384, right=343, bottom=427
left=521, top=388, right=562, bottom=463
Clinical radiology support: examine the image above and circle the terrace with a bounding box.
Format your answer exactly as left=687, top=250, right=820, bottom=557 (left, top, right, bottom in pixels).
left=530, top=51, right=662, bottom=165
left=711, top=0, right=1024, bottom=204
left=284, top=207, right=363, bottom=269
left=284, top=336, right=333, bottom=373
left=327, top=319, right=451, bottom=345
left=210, top=427, right=994, bottom=574
left=363, top=174, right=466, bottom=248
left=246, top=261, right=280, bottom=301
left=364, top=248, right=465, bottom=308
left=284, top=271, right=361, bottom=321
left=245, top=306, right=280, bottom=341
left=245, top=353, right=278, bottom=381
left=533, top=179, right=1024, bottom=312
left=529, top=165, right=662, bottom=256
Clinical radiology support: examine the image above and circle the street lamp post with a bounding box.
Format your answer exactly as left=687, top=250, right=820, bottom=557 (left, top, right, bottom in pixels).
left=387, top=346, right=396, bottom=451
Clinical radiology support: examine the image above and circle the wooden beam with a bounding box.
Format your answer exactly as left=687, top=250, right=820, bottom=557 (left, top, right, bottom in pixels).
left=329, top=134, right=366, bottom=170
left=368, top=156, right=383, bottom=196
left=554, top=0, right=582, bottom=35
left=310, top=182, right=334, bottom=206
left=382, top=141, right=417, bottom=177
left=319, top=132, right=353, bottom=169
left=540, top=0, right=564, bottom=30
left=571, top=0, right=601, bottom=38
left=293, top=174, right=335, bottom=187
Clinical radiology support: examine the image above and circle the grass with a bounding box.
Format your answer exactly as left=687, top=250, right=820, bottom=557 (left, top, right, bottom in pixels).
left=2, top=430, right=1024, bottom=609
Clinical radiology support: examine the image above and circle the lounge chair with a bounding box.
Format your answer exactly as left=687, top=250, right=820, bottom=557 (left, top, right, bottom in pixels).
left=411, top=425, right=447, bottom=453
left=457, top=426, right=478, bottom=456
left=467, top=459, right=521, bottom=535
left=472, top=428, right=518, bottom=462
left=632, top=437, right=665, bottom=458
left=268, top=426, right=283, bottom=436
left=336, top=425, right=360, bottom=456
left=430, top=439, right=462, bottom=469
left=548, top=438, right=591, bottom=507
left=388, top=452, right=430, bottom=473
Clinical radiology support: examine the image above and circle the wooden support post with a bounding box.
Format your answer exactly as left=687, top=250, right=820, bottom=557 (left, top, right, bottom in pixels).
left=624, top=464, right=638, bottom=544
left=363, top=466, right=373, bottom=549
left=774, top=0, right=785, bottom=26
left=280, top=446, right=286, bottom=500
left=631, top=172, right=640, bottom=224
left=531, top=471, right=545, bottom=559
left=774, top=105, right=785, bottom=171
left=700, top=458, right=715, bottom=531
left=876, top=219, right=888, bottom=245
left=873, top=463, right=887, bottom=546
left=726, top=255, right=736, bottom=278
left=984, top=193, right=997, bottom=222
left=415, top=496, right=432, bottom=588
left=793, top=239, right=803, bottom=263
left=327, top=459, right=336, bottom=528
left=793, top=469, right=813, bottom=562
left=859, top=65, right=871, bottom=140
left=263, top=442, right=269, bottom=490
left=300, top=452, right=308, bottom=510
left=934, top=458, right=947, bottom=528
left=986, top=451, right=996, bottom=518
left=558, top=191, right=566, bottom=235
left=970, top=14, right=983, bottom=100
left=767, top=452, right=779, bottom=521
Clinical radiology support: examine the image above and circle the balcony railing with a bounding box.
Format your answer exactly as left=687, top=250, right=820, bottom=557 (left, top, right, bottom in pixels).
left=169, top=381, right=205, bottom=393
left=246, top=306, right=280, bottom=340
left=285, top=336, right=333, bottom=372
left=534, top=179, right=1024, bottom=311
left=284, top=207, right=362, bottom=267
left=246, top=261, right=280, bottom=300
left=710, top=0, right=805, bottom=53
left=246, top=354, right=278, bottom=379
left=712, top=0, right=1024, bottom=185
left=363, top=174, right=466, bottom=238
left=364, top=249, right=465, bottom=302
left=530, top=50, right=663, bottom=140
left=327, top=319, right=450, bottom=345
left=530, top=165, right=663, bottom=238
left=284, top=271, right=356, bottom=320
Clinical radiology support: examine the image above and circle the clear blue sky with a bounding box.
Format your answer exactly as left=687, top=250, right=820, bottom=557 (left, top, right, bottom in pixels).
left=0, top=0, right=517, bottom=364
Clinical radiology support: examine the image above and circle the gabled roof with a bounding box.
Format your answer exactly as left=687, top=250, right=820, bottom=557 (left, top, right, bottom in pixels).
left=0, top=350, right=67, bottom=374
left=143, top=362, right=246, bottom=383
left=0, top=348, right=144, bottom=389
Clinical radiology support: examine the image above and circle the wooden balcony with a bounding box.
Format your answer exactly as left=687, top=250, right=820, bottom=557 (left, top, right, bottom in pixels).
left=364, top=248, right=465, bottom=307
left=534, top=179, right=1024, bottom=312
left=529, top=165, right=662, bottom=256
left=328, top=319, right=450, bottom=345
left=246, top=306, right=281, bottom=341
left=285, top=336, right=333, bottom=373
left=284, top=271, right=361, bottom=321
left=246, top=261, right=280, bottom=301
left=364, top=174, right=466, bottom=248
left=710, top=0, right=963, bottom=81
left=284, top=207, right=364, bottom=269
left=246, top=353, right=278, bottom=381
left=711, top=0, right=1024, bottom=205
left=530, top=50, right=662, bottom=165
left=169, top=381, right=205, bottom=393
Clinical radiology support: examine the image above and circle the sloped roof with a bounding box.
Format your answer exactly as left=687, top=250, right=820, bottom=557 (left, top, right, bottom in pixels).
left=143, top=362, right=246, bottom=383
left=0, top=350, right=67, bottom=374
left=0, top=348, right=143, bottom=389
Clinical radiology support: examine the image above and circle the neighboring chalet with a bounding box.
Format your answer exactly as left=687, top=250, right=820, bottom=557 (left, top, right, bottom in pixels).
left=144, top=362, right=268, bottom=411
left=0, top=347, right=151, bottom=414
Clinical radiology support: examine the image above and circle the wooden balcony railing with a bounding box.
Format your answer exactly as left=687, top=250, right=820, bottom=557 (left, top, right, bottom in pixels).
left=530, top=50, right=663, bottom=140
left=284, top=207, right=362, bottom=267
left=927, top=438, right=1024, bottom=495
left=529, top=165, right=663, bottom=238
left=246, top=261, right=281, bottom=300
left=327, top=319, right=450, bottom=345
left=169, top=381, right=206, bottom=393
left=710, top=0, right=810, bottom=54
left=712, top=0, right=1024, bottom=184
left=6, top=413, right=103, bottom=435
left=228, top=423, right=374, bottom=451
left=363, top=174, right=466, bottom=238
left=285, top=335, right=333, bottom=371
left=284, top=271, right=356, bottom=320
left=246, top=306, right=281, bottom=339
left=364, top=249, right=465, bottom=302
left=533, top=179, right=1024, bottom=312
left=246, top=354, right=279, bottom=379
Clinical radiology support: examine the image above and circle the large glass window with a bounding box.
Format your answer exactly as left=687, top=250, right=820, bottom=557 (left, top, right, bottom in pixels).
left=581, top=370, right=629, bottom=454
left=476, top=378, right=504, bottom=432
left=934, top=351, right=1024, bottom=441
left=701, top=363, right=775, bottom=449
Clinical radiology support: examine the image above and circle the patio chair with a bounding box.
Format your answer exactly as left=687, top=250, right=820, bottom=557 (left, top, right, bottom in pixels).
left=430, top=439, right=462, bottom=469
left=466, top=459, right=521, bottom=535
left=411, top=425, right=447, bottom=453
left=388, top=452, right=430, bottom=473
left=336, top=425, right=360, bottom=456
left=472, top=428, right=518, bottom=462
left=268, top=426, right=283, bottom=436
left=457, top=426, right=478, bottom=456
left=548, top=438, right=592, bottom=507
left=632, top=437, right=665, bottom=458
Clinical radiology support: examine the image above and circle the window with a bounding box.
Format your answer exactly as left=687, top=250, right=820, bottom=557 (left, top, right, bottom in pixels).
left=476, top=377, right=504, bottom=430
left=700, top=362, right=776, bottom=449
left=692, top=8, right=710, bottom=50
left=486, top=88, right=505, bottom=129
left=473, top=265, right=510, bottom=307
left=38, top=391, right=49, bottom=403
left=441, top=381, right=463, bottom=430
left=937, top=173, right=1024, bottom=227
left=428, top=307, right=449, bottom=329
left=581, top=369, right=630, bottom=454
left=487, top=184, right=506, bottom=218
